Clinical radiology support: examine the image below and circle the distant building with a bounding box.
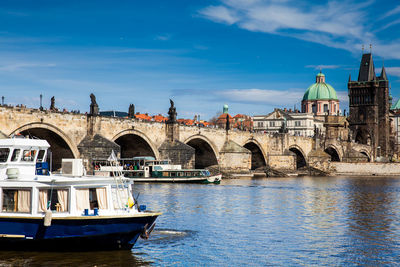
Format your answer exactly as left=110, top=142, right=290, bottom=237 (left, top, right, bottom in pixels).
left=135, top=112, right=152, bottom=121
left=302, top=72, right=340, bottom=116
left=390, top=98, right=400, bottom=157
left=253, top=108, right=324, bottom=136
left=215, top=104, right=235, bottom=129
left=214, top=104, right=252, bottom=130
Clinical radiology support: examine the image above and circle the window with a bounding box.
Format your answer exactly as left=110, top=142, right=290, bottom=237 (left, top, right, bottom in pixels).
left=36, top=150, right=46, bottom=162
left=269, top=121, right=275, bottom=127
left=323, top=104, right=328, bottom=112
left=2, top=189, right=31, bottom=213
left=295, top=121, right=301, bottom=127
left=38, top=189, right=69, bottom=212
left=10, top=149, right=20, bottom=162
left=312, top=104, right=316, bottom=113
left=89, top=188, right=98, bottom=209
left=257, top=122, right=264, bottom=128
left=0, top=148, right=10, bottom=162
left=22, top=150, right=37, bottom=162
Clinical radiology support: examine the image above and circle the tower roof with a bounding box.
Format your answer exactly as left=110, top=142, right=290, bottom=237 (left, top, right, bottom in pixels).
left=380, top=65, right=388, bottom=80
left=358, top=53, right=376, bottom=82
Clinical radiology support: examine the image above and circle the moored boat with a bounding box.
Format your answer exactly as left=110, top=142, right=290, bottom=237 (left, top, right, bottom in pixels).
left=94, top=156, right=222, bottom=184
left=0, top=137, right=161, bottom=251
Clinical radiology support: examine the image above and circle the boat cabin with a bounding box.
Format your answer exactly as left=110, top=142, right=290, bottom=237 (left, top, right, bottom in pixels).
left=0, top=138, right=136, bottom=218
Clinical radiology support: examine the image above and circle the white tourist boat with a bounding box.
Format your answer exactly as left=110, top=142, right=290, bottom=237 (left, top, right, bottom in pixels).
left=0, top=137, right=161, bottom=251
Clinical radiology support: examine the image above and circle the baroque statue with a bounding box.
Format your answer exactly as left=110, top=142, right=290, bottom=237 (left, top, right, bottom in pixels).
left=168, top=99, right=177, bottom=122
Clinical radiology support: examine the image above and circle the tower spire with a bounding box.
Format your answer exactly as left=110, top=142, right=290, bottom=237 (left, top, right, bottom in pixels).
left=380, top=63, right=388, bottom=80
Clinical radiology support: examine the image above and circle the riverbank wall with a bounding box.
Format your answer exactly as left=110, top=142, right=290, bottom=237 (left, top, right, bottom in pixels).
left=330, top=162, right=400, bottom=176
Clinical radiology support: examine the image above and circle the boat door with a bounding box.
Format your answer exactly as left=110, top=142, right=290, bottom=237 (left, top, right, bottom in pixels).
left=144, top=166, right=150, bottom=178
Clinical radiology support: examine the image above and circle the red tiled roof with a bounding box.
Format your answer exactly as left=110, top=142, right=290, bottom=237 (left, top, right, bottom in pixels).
left=152, top=114, right=168, bottom=122
left=135, top=113, right=152, bottom=121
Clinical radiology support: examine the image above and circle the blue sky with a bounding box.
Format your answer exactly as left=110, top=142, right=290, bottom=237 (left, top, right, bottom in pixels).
left=0, top=0, right=400, bottom=120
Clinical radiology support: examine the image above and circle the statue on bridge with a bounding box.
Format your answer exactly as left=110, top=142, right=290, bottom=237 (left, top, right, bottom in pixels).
left=128, top=104, right=135, bottom=118
left=168, top=99, right=177, bottom=123
left=279, top=117, right=288, bottom=133
left=90, top=93, right=99, bottom=115
left=50, top=96, right=57, bottom=111
left=225, top=113, right=230, bottom=131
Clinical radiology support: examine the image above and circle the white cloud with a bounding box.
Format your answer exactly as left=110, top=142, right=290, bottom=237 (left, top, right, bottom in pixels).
left=198, top=1, right=400, bottom=60
left=380, top=5, right=400, bottom=20
left=386, top=67, right=400, bottom=78
left=305, top=65, right=341, bottom=70
left=0, top=62, right=56, bottom=72
left=336, top=90, right=349, bottom=104
left=154, top=34, right=172, bottom=41
left=199, top=5, right=239, bottom=25
left=216, top=88, right=304, bottom=105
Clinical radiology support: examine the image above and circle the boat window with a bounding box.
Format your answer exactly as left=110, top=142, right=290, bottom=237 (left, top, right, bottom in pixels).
left=10, top=149, right=21, bottom=162
left=2, top=189, right=31, bottom=213
left=111, top=185, right=128, bottom=209
left=38, top=189, right=69, bottom=212
left=76, top=189, right=90, bottom=211
left=0, top=148, right=10, bottom=162
left=95, top=187, right=108, bottom=209
left=163, top=172, right=169, bottom=177
left=36, top=150, right=46, bottom=162
left=89, top=188, right=99, bottom=209
left=22, top=150, right=37, bottom=162
left=171, top=172, right=176, bottom=177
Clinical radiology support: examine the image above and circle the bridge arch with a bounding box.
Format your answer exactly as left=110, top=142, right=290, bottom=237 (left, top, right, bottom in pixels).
left=357, top=149, right=371, bottom=162
left=289, top=145, right=307, bottom=169
left=184, top=135, right=219, bottom=169
left=11, top=122, right=79, bottom=171
left=324, top=145, right=341, bottom=162
left=243, top=139, right=267, bottom=170
left=112, top=129, right=160, bottom=159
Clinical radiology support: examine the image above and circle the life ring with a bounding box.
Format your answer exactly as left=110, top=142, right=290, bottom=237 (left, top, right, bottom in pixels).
left=94, top=165, right=99, bottom=171
left=129, top=165, right=133, bottom=170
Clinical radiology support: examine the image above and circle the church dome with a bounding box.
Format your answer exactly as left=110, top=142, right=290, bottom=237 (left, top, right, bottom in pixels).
left=302, top=72, right=338, bottom=101
left=223, top=104, right=229, bottom=114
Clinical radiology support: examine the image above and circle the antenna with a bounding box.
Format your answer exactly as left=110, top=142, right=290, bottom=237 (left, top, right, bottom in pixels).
left=370, top=44, right=372, bottom=53
left=362, top=44, right=364, bottom=54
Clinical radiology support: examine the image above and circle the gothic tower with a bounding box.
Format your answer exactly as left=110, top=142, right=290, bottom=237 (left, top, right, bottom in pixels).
left=348, top=53, right=390, bottom=159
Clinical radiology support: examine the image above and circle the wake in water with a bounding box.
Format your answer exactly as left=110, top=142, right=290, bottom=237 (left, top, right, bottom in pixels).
left=139, top=228, right=195, bottom=245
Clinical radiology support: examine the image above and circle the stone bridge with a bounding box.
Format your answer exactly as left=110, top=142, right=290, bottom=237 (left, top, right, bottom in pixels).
left=0, top=106, right=372, bottom=173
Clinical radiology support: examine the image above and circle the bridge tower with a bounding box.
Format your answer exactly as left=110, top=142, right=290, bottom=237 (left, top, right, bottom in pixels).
left=348, top=52, right=391, bottom=159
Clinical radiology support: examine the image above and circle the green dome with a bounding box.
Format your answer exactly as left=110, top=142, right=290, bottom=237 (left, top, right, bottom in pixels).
left=303, top=73, right=338, bottom=101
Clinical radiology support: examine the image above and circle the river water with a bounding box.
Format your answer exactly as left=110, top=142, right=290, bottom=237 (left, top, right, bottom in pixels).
left=1, top=176, right=400, bottom=266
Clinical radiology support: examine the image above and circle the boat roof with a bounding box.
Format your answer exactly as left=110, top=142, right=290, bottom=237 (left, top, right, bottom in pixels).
left=132, top=156, right=156, bottom=161
left=0, top=138, right=50, bottom=149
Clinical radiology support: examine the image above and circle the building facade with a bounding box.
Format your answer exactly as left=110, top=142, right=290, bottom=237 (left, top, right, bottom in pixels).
left=253, top=109, right=324, bottom=136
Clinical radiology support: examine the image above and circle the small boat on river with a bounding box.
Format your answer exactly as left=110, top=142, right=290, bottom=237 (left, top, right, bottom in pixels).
left=94, top=156, right=222, bottom=184
left=0, top=137, right=161, bottom=251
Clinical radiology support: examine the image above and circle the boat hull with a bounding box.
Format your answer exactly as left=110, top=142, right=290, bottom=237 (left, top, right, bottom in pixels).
left=0, top=213, right=160, bottom=251
left=132, top=174, right=222, bottom=184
